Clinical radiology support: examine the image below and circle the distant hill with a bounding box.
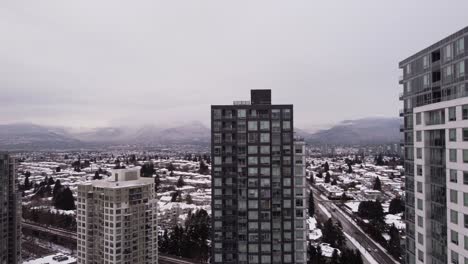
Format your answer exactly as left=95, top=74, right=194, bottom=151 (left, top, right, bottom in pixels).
left=0, top=117, right=399, bottom=149
left=0, top=123, right=82, bottom=150
left=305, top=117, right=400, bottom=145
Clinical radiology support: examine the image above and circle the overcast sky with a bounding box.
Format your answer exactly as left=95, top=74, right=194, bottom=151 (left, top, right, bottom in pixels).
left=1, top=1, right=468, bottom=130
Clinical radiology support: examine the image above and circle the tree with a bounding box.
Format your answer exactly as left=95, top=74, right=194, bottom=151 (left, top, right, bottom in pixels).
left=323, top=162, right=329, bottom=172
left=167, top=163, right=175, bottom=172
left=176, top=176, right=185, bottom=188
left=331, top=179, right=338, bottom=185
left=186, top=193, right=193, bottom=204
left=54, top=188, right=76, bottom=210
left=374, top=154, right=384, bottom=166
left=154, top=174, right=161, bottom=192
left=373, top=177, right=382, bottom=191
left=331, top=249, right=340, bottom=264
left=171, top=192, right=179, bottom=202
left=358, top=200, right=384, bottom=223
left=52, top=180, right=62, bottom=201
left=140, top=163, right=155, bottom=178
left=93, top=171, right=102, bottom=180
left=307, top=243, right=324, bottom=264
left=347, top=163, right=353, bottom=173
left=47, top=176, right=55, bottom=186
left=24, top=175, right=30, bottom=190
left=199, top=160, right=209, bottom=175
left=388, top=224, right=401, bottom=259
left=322, top=218, right=345, bottom=250
left=308, top=191, right=315, bottom=217
left=388, top=197, right=405, bottom=214
left=56, top=166, right=61, bottom=172
left=325, top=172, right=331, bottom=183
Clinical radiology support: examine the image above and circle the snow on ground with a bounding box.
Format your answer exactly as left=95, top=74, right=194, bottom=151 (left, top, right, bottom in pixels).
left=307, top=217, right=322, bottom=240
left=385, top=213, right=405, bottom=229
left=320, top=243, right=340, bottom=258
left=344, top=232, right=379, bottom=264
left=345, top=201, right=360, bottom=213
left=318, top=204, right=332, bottom=218
left=23, top=253, right=76, bottom=264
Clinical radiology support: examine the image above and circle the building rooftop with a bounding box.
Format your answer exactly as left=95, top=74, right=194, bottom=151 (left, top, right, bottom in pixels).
left=23, top=254, right=77, bottom=264
left=81, top=167, right=154, bottom=189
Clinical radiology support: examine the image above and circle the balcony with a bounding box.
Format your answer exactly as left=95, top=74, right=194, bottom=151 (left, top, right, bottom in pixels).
left=399, top=92, right=404, bottom=100
left=399, top=75, right=404, bottom=84
left=399, top=109, right=404, bottom=117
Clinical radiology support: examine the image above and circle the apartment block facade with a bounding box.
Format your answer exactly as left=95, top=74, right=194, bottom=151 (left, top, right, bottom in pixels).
left=211, top=90, right=307, bottom=264
left=0, top=153, right=21, bottom=264
left=77, top=168, right=158, bottom=264
left=399, top=27, right=468, bottom=264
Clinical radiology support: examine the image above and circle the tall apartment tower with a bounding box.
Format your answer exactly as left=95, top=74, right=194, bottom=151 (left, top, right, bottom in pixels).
left=211, top=90, right=307, bottom=264
left=399, top=27, right=468, bottom=264
left=77, top=168, right=158, bottom=264
left=0, top=153, right=21, bottom=264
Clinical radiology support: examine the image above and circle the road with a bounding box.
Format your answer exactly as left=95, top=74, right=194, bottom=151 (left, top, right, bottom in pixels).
left=311, top=187, right=398, bottom=264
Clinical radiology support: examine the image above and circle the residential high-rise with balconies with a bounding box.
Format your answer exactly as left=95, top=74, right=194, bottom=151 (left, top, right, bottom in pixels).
left=0, top=153, right=21, bottom=264
left=76, top=167, right=158, bottom=264
left=399, top=27, right=467, bottom=264
left=211, top=90, right=307, bottom=264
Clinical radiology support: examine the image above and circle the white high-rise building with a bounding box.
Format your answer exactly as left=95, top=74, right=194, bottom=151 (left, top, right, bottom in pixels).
left=77, top=168, right=158, bottom=264
left=399, top=27, right=468, bottom=264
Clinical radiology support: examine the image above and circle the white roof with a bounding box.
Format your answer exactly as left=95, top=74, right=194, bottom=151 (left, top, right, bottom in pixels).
left=23, top=254, right=77, bottom=264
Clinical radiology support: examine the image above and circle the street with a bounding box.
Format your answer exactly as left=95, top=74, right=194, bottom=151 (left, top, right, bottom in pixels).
left=311, top=186, right=399, bottom=264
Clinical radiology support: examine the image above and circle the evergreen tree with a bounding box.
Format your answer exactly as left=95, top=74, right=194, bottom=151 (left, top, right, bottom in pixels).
left=47, top=176, right=55, bottom=186
left=331, top=249, right=340, bottom=264
left=167, top=163, right=175, bottom=172
left=186, top=193, right=193, bottom=204
left=159, top=230, right=170, bottom=253
left=177, top=176, right=185, bottom=188
left=388, top=224, right=401, bottom=259
left=154, top=174, right=160, bottom=192
left=331, top=179, right=338, bottom=185
left=52, top=180, right=62, bottom=201
left=325, top=173, right=331, bottom=183
left=388, top=197, right=405, bottom=214
left=24, top=175, right=30, bottom=190
left=308, top=191, right=315, bottom=217
left=171, top=192, right=179, bottom=202
left=323, top=162, right=329, bottom=172
left=347, top=163, right=353, bottom=173
left=358, top=200, right=384, bottom=223
left=93, top=171, right=102, bottom=180
left=54, top=187, right=76, bottom=210
left=199, top=160, right=209, bottom=175
left=56, top=166, right=61, bottom=172
left=373, top=177, right=382, bottom=191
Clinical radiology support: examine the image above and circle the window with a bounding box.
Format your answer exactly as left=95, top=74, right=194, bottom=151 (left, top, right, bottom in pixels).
left=465, top=236, right=468, bottom=251
left=248, top=146, right=258, bottom=154
left=463, top=105, right=468, bottom=120
left=449, top=107, right=457, bottom=121
left=248, top=157, right=258, bottom=165
left=445, top=44, right=453, bottom=61
left=283, top=121, right=291, bottom=130
left=271, top=109, right=280, bottom=119
left=406, top=63, right=411, bottom=74
left=444, top=65, right=454, bottom=79
left=417, top=181, right=423, bottom=193
left=248, top=121, right=258, bottom=131
left=464, top=128, right=468, bottom=141
left=458, top=61, right=465, bottom=78
left=417, top=148, right=422, bottom=159
left=451, top=209, right=458, bottom=224
left=416, top=112, right=422, bottom=125
left=450, top=170, right=458, bottom=183
left=451, top=189, right=458, bottom=204
left=423, top=55, right=429, bottom=69
left=464, top=150, right=468, bottom=163
left=416, top=131, right=422, bottom=142
left=451, top=230, right=459, bottom=245
left=260, top=146, right=270, bottom=154
left=237, top=109, right=246, bottom=118
left=418, top=232, right=423, bottom=245
left=282, top=109, right=291, bottom=119
left=464, top=192, right=468, bottom=206
left=260, top=121, right=270, bottom=130
left=450, top=149, right=457, bottom=162
left=450, top=129, right=457, bottom=141
left=465, top=214, right=468, bottom=228
left=451, top=250, right=459, bottom=264
left=417, top=198, right=423, bottom=210
left=456, top=38, right=465, bottom=54
left=260, top=133, right=270, bottom=143
left=418, top=249, right=424, bottom=262
left=464, top=172, right=468, bottom=185
left=423, top=74, right=430, bottom=87
left=417, top=165, right=422, bottom=176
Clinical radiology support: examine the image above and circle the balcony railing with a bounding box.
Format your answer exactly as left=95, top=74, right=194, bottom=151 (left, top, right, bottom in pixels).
left=399, top=75, right=404, bottom=84
left=399, top=92, right=404, bottom=100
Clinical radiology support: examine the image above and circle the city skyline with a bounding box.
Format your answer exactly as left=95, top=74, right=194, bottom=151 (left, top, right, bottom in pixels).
left=2, top=1, right=468, bottom=129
